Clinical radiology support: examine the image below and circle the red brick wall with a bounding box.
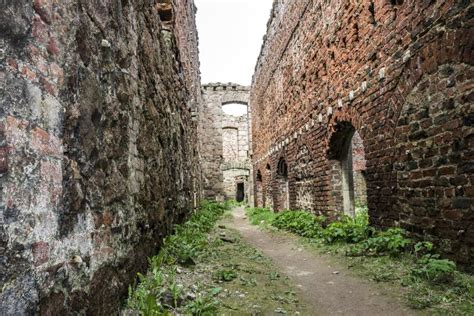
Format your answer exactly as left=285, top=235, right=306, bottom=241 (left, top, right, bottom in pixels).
left=251, top=0, right=473, bottom=268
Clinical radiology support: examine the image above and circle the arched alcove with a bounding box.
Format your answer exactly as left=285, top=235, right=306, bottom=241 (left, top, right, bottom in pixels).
left=264, top=163, right=273, bottom=209
left=222, top=127, right=239, bottom=162
left=236, top=182, right=245, bottom=202
left=328, top=122, right=367, bottom=217
left=276, top=158, right=290, bottom=211
left=255, top=170, right=264, bottom=207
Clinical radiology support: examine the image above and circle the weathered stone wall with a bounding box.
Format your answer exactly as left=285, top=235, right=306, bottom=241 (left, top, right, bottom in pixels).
left=263, top=166, right=274, bottom=209
left=352, top=131, right=367, bottom=206
left=255, top=171, right=264, bottom=207
left=221, top=114, right=251, bottom=200
left=223, top=168, right=250, bottom=200
left=251, top=0, right=473, bottom=268
left=200, top=83, right=251, bottom=201
left=0, top=0, right=202, bottom=314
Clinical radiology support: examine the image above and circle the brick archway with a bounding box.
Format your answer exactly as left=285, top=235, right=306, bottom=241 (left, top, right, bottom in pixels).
left=255, top=170, right=264, bottom=207
left=327, top=121, right=367, bottom=217
left=276, top=157, right=290, bottom=211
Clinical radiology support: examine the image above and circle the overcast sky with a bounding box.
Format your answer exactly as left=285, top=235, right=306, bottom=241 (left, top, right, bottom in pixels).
left=195, top=0, right=273, bottom=86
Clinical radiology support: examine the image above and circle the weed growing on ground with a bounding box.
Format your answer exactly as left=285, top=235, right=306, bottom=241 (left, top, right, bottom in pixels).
left=245, top=207, right=275, bottom=225
left=322, top=212, right=371, bottom=243
left=184, top=294, right=219, bottom=315
left=214, top=268, right=238, bottom=282
left=272, top=211, right=326, bottom=238
left=127, top=200, right=228, bottom=314
left=227, top=199, right=248, bottom=207
left=411, top=254, right=456, bottom=284
left=245, top=206, right=474, bottom=314
left=348, top=228, right=411, bottom=257
left=128, top=201, right=307, bottom=315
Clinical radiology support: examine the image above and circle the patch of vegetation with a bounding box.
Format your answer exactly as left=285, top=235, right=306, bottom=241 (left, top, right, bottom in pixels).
left=127, top=201, right=307, bottom=315
left=348, top=228, right=411, bottom=257
left=322, top=212, right=371, bottom=243
left=227, top=199, right=248, bottom=207
left=161, top=200, right=229, bottom=265
left=245, top=207, right=474, bottom=314
left=411, top=255, right=456, bottom=284
left=214, top=268, right=238, bottom=282
left=272, top=210, right=326, bottom=238
left=127, top=200, right=228, bottom=314
left=245, top=207, right=276, bottom=226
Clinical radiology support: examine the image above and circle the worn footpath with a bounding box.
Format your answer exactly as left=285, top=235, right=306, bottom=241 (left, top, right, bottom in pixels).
left=225, top=207, right=418, bottom=316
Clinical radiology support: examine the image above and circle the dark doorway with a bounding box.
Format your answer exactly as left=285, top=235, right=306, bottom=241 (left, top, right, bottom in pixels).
left=236, top=183, right=245, bottom=202
left=256, top=170, right=263, bottom=207
left=277, top=158, right=289, bottom=210
left=328, top=122, right=367, bottom=217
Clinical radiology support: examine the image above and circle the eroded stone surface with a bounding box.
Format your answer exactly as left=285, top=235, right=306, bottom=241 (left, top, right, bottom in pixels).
left=200, top=83, right=252, bottom=202
left=0, top=0, right=202, bottom=313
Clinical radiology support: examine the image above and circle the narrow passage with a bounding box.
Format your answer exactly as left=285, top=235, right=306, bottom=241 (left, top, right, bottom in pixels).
left=226, top=207, right=417, bottom=316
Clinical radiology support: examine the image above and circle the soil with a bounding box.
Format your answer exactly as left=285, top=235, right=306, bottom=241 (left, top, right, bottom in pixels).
left=225, top=207, right=419, bottom=316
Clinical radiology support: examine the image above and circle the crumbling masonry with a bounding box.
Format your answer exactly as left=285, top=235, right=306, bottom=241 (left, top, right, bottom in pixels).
left=0, top=0, right=473, bottom=314
left=199, top=83, right=252, bottom=203
left=1, top=0, right=201, bottom=314
left=251, top=0, right=473, bottom=269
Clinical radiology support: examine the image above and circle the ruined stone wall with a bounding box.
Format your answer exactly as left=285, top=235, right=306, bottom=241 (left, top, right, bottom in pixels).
left=223, top=126, right=239, bottom=162
left=255, top=177, right=264, bottom=207
left=352, top=131, right=367, bottom=206
left=200, top=83, right=251, bottom=201
left=223, top=169, right=250, bottom=200
left=0, top=0, right=202, bottom=313
left=251, top=0, right=473, bottom=267
left=174, top=0, right=204, bottom=205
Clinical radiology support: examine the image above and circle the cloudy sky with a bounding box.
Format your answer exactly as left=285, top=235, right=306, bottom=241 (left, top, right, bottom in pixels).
left=195, top=0, right=273, bottom=86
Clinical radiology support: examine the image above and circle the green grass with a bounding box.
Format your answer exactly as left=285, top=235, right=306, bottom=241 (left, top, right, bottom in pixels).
left=245, top=206, right=474, bottom=315
left=245, top=207, right=276, bottom=226
left=126, top=201, right=307, bottom=315
left=127, top=200, right=229, bottom=314
left=272, top=210, right=326, bottom=238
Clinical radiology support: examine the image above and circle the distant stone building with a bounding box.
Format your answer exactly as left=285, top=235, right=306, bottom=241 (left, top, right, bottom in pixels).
left=200, top=83, right=252, bottom=203
left=251, top=0, right=473, bottom=268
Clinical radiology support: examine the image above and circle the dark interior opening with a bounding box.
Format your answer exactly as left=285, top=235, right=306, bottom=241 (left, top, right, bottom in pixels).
left=236, top=183, right=245, bottom=202
left=276, top=158, right=289, bottom=210
left=328, top=122, right=367, bottom=217
left=390, top=0, right=404, bottom=5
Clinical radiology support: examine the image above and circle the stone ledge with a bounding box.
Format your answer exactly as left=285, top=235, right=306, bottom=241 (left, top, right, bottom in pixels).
left=221, top=161, right=251, bottom=171
left=202, top=82, right=250, bottom=91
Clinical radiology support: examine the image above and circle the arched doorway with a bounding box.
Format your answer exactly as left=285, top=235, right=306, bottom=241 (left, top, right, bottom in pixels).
left=264, top=164, right=273, bottom=209
left=236, top=182, right=245, bottom=202
left=328, top=122, right=367, bottom=217
left=255, top=170, right=264, bottom=207
left=276, top=158, right=290, bottom=211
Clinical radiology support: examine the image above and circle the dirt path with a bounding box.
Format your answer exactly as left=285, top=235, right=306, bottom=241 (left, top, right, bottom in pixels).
left=226, top=207, right=417, bottom=316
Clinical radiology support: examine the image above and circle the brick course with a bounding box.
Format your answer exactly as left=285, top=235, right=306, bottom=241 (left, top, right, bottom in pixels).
left=251, top=0, right=473, bottom=268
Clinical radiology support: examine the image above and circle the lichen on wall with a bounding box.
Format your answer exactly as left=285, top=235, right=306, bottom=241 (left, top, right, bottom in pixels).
left=0, top=0, right=202, bottom=313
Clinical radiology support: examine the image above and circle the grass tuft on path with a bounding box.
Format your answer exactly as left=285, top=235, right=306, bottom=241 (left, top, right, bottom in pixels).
left=246, top=207, right=474, bottom=315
